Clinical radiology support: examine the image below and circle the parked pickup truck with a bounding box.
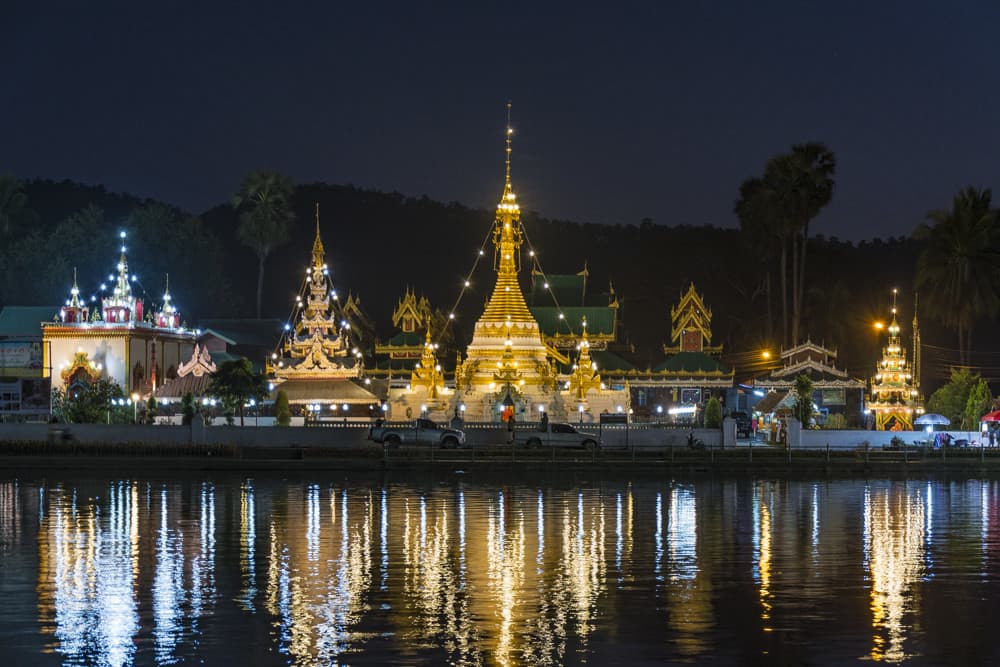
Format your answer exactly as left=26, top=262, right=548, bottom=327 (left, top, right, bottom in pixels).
left=368, top=418, right=467, bottom=448
left=514, top=423, right=601, bottom=449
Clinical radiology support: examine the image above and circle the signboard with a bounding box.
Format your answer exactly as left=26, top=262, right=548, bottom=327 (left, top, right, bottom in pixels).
left=0, top=341, right=43, bottom=375
left=820, top=388, right=846, bottom=406
left=680, top=388, right=702, bottom=405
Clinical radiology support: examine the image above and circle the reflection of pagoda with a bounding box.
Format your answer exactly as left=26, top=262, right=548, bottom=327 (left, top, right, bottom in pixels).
left=267, top=207, right=378, bottom=412
left=868, top=289, right=923, bottom=430
left=43, top=231, right=195, bottom=396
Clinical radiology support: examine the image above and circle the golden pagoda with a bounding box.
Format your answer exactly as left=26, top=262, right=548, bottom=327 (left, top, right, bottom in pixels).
left=268, top=206, right=378, bottom=412
left=565, top=321, right=603, bottom=400
left=442, top=109, right=560, bottom=421
left=868, top=289, right=923, bottom=430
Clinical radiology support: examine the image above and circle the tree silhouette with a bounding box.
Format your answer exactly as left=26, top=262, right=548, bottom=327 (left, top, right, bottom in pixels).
left=914, top=187, right=1000, bottom=365
left=232, top=170, right=295, bottom=318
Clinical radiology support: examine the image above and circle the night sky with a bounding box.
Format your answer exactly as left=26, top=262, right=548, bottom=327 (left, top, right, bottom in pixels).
left=6, top=1, right=1000, bottom=241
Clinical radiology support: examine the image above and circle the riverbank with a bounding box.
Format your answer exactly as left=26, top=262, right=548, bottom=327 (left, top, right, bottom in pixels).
left=4, top=439, right=1000, bottom=477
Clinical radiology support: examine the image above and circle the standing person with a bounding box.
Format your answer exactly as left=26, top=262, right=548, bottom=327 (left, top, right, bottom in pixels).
left=539, top=410, right=549, bottom=432
left=751, top=416, right=758, bottom=441
left=507, top=412, right=516, bottom=444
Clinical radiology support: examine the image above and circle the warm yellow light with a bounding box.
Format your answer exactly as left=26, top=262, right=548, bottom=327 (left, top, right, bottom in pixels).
left=762, top=351, right=771, bottom=359
left=874, top=321, right=885, bottom=330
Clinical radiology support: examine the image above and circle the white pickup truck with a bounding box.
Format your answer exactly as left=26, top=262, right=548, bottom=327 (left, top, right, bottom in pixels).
left=514, top=422, right=601, bottom=450
left=367, top=418, right=467, bottom=448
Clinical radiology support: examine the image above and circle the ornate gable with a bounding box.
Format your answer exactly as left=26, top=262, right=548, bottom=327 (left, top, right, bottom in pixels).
left=392, top=288, right=432, bottom=334
left=664, top=283, right=721, bottom=355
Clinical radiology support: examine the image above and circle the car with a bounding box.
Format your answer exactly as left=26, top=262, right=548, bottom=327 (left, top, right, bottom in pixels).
left=514, top=422, right=601, bottom=450
left=368, top=418, right=467, bottom=448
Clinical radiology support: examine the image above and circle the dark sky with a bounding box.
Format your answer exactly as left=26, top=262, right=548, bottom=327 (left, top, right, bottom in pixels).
left=6, top=1, right=999, bottom=241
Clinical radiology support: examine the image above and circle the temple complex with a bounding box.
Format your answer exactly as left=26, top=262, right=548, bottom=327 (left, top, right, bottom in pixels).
left=602, top=283, right=732, bottom=420
left=266, top=208, right=379, bottom=416
left=42, top=231, right=195, bottom=396
left=867, top=289, right=923, bottom=430
left=387, top=112, right=629, bottom=422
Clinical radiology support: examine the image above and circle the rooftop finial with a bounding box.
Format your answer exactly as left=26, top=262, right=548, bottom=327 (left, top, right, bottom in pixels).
left=505, top=101, right=513, bottom=190
left=311, top=202, right=325, bottom=268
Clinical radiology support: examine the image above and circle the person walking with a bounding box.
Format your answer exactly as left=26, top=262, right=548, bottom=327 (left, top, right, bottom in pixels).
left=507, top=412, right=517, bottom=445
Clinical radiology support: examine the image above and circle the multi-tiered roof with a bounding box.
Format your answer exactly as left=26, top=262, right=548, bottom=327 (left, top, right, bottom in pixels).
left=868, top=289, right=923, bottom=430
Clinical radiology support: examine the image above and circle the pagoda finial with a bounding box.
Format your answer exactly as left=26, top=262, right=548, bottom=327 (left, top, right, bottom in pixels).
left=69, top=267, right=81, bottom=308
left=312, top=203, right=325, bottom=269
left=504, top=101, right=513, bottom=193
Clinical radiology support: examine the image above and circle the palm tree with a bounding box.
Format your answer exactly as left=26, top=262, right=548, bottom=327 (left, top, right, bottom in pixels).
left=734, top=177, right=782, bottom=345
left=735, top=144, right=836, bottom=348
left=777, top=144, right=836, bottom=345
left=232, top=170, right=295, bottom=318
left=915, top=187, right=1000, bottom=365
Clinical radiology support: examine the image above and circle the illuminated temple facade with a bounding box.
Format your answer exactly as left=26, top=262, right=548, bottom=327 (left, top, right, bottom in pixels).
left=387, top=117, right=628, bottom=422
left=267, top=210, right=379, bottom=413
left=42, top=232, right=195, bottom=396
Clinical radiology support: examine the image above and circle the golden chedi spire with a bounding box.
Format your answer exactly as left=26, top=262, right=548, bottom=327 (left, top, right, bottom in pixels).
left=480, top=102, right=535, bottom=324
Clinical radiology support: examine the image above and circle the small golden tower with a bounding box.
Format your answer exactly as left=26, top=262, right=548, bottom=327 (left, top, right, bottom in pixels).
left=868, top=289, right=922, bottom=430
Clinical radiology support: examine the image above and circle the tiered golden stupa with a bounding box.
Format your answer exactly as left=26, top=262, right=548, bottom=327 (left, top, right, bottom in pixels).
left=268, top=206, right=379, bottom=414
left=868, top=289, right=923, bottom=430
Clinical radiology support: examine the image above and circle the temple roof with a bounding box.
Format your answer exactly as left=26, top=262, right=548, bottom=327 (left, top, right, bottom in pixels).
left=531, top=306, right=616, bottom=338
left=755, top=390, right=790, bottom=414
left=653, top=351, right=730, bottom=374
left=0, top=306, right=57, bottom=337
left=591, top=349, right=636, bottom=372
left=198, top=319, right=284, bottom=348
left=271, top=378, right=379, bottom=404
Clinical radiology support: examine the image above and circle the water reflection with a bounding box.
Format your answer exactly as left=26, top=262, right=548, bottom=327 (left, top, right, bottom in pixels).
left=863, top=482, right=926, bottom=663
left=12, top=475, right=1000, bottom=665
left=38, top=482, right=140, bottom=667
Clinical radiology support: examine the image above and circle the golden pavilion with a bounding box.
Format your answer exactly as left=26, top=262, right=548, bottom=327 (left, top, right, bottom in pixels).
left=867, top=289, right=923, bottom=430
left=387, top=110, right=628, bottom=422
left=267, top=207, right=379, bottom=414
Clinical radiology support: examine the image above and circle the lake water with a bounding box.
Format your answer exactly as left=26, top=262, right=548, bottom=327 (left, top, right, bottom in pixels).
left=2, top=472, right=999, bottom=665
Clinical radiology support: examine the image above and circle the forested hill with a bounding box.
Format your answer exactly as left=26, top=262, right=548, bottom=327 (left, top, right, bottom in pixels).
left=1, top=178, right=930, bottom=379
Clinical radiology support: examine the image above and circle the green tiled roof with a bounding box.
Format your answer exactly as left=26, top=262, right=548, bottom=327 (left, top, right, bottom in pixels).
left=529, top=273, right=586, bottom=306
left=531, top=306, right=616, bottom=337
left=0, top=306, right=57, bottom=337
left=383, top=332, right=424, bottom=347
left=653, top=351, right=729, bottom=374
left=591, top=350, right=636, bottom=372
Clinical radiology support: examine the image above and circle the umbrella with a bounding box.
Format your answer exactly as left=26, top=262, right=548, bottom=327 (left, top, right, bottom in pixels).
left=915, top=413, right=950, bottom=426
left=981, top=410, right=1000, bottom=422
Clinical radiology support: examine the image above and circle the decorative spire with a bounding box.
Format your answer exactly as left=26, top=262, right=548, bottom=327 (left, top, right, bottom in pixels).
left=504, top=101, right=513, bottom=198
left=312, top=202, right=325, bottom=269
left=481, top=103, right=534, bottom=324
left=68, top=267, right=82, bottom=309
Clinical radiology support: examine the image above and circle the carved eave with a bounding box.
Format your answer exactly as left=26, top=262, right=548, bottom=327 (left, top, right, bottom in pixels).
left=177, top=343, right=217, bottom=378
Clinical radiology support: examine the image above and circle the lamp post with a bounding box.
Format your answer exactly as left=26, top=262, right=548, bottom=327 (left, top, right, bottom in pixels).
left=131, top=393, right=139, bottom=423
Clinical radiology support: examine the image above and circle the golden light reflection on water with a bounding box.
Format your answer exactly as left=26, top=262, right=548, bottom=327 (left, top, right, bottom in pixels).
left=863, top=483, right=926, bottom=663
left=665, top=485, right=711, bottom=657
left=24, top=477, right=1000, bottom=665
left=753, top=482, right=774, bottom=630
left=264, top=485, right=375, bottom=666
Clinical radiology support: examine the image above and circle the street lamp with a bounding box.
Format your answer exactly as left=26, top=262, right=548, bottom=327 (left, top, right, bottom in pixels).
left=129, top=393, right=139, bottom=423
